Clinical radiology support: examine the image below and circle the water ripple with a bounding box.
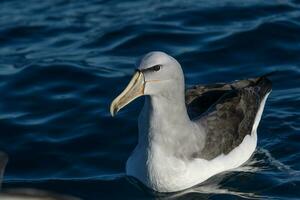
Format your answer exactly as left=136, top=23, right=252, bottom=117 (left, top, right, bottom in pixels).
left=0, top=0, right=299, bottom=199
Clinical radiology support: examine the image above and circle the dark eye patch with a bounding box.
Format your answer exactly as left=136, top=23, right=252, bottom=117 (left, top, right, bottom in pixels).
left=140, top=64, right=162, bottom=73
left=152, top=65, right=161, bottom=71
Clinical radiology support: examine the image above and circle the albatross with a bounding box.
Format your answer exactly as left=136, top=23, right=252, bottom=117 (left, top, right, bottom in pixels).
left=110, top=51, right=272, bottom=193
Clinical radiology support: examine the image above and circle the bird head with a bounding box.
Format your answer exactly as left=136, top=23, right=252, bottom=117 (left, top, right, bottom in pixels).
left=110, top=51, right=184, bottom=116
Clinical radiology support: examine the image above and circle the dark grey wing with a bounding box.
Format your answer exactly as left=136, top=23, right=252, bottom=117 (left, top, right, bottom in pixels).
left=186, top=77, right=272, bottom=160
left=0, top=152, right=8, bottom=189
left=185, top=78, right=259, bottom=119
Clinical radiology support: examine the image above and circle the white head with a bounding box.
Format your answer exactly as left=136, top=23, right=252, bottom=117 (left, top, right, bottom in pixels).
left=110, top=51, right=185, bottom=116
left=138, top=51, right=184, bottom=96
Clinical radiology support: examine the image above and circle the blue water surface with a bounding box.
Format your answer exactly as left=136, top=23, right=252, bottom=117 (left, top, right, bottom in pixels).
left=0, top=0, right=300, bottom=199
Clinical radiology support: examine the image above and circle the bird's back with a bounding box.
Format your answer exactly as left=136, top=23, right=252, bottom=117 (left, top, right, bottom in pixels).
left=185, top=76, right=272, bottom=160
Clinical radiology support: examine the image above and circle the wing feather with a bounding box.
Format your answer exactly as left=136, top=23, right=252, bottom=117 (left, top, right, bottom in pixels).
left=185, top=77, right=272, bottom=160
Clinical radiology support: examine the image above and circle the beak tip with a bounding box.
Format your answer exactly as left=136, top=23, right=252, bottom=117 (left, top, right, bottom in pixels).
left=109, top=71, right=144, bottom=118
left=110, top=104, right=117, bottom=117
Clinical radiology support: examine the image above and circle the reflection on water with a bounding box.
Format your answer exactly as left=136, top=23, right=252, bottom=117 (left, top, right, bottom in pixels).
left=157, top=184, right=262, bottom=200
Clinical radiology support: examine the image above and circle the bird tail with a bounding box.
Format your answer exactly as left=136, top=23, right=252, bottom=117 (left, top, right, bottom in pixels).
left=255, top=72, right=274, bottom=98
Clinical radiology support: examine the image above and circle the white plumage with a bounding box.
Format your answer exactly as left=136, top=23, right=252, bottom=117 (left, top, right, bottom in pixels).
left=111, top=51, right=271, bottom=192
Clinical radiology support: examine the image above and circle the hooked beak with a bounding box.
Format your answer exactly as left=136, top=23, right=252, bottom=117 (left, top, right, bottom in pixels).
left=110, top=71, right=145, bottom=116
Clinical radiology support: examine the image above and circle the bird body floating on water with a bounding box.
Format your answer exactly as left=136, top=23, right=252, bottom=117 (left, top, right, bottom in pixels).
left=110, top=51, right=272, bottom=193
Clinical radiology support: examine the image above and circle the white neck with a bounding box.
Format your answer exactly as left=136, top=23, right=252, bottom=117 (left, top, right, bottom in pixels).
left=126, top=79, right=206, bottom=191
left=136, top=81, right=206, bottom=159
left=138, top=80, right=191, bottom=141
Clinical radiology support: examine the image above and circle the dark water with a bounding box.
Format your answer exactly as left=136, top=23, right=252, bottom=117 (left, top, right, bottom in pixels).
left=0, top=0, right=299, bottom=199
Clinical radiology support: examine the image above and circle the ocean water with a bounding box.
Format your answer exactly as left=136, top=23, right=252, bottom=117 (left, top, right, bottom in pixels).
left=0, top=0, right=299, bottom=199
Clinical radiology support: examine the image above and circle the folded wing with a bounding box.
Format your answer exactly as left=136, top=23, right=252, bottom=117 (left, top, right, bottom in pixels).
left=185, top=76, right=272, bottom=160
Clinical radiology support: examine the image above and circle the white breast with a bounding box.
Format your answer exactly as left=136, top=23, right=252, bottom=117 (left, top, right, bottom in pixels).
left=126, top=92, right=270, bottom=193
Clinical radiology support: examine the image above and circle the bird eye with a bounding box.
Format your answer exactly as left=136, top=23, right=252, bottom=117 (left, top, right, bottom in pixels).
left=153, top=65, right=161, bottom=71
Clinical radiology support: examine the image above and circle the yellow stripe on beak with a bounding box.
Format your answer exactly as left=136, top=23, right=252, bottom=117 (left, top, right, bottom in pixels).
left=110, top=71, right=145, bottom=116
